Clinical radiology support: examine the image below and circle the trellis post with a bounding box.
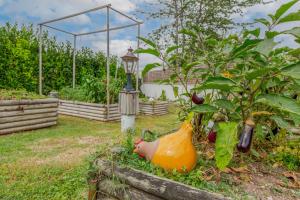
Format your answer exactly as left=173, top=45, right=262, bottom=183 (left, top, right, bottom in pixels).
left=73, top=35, right=77, bottom=88
left=39, top=25, right=43, bottom=95
left=106, top=5, right=110, bottom=120
left=136, top=24, right=140, bottom=92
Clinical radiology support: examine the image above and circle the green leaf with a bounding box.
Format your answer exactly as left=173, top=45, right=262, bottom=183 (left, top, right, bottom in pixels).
left=288, top=48, right=300, bottom=57
left=183, top=61, right=201, bottom=75
left=270, top=115, right=291, bottom=130
left=173, top=86, right=179, bottom=97
left=134, top=48, right=160, bottom=57
left=137, top=36, right=156, bottom=48
left=255, top=18, right=270, bottom=26
left=290, top=113, right=300, bottom=126
left=274, top=0, right=298, bottom=20
left=255, top=124, right=264, bottom=141
left=166, top=45, right=179, bottom=54
left=266, top=31, right=280, bottom=39
left=215, top=122, right=238, bottom=170
left=255, top=94, right=300, bottom=116
left=142, top=63, right=161, bottom=77
left=244, top=28, right=260, bottom=38
left=284, top=27, right=300, bottom=38
left=179, top=29, right=197, bottom=38
left=231, top=39, right=262, bottom=58
left=197, top=76, right=236, bottom=91
left=281, top=62, right=300, bottom=79
left=278, top=10, right=300, bottom=24
left=245, top=67, right=274, bottom=80
left=191, top=104, right=218, bottom=113
left=254, top=38, right=277, bottom=56
left=214, top=99, right=235, bottom=111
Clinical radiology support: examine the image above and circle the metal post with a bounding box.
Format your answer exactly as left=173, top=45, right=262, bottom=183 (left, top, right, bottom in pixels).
left=73, top=35, right=77, bottom=88
left=39, top=25, right=43, bottom=95
left=136, top=24, right=140, bottom=92
left=106, top=6, right=110, bottom=120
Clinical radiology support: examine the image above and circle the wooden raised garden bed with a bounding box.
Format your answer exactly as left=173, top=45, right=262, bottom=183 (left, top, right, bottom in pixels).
left=58, top=100, right=120, bottom=122
left=0, top=99, right=58, bottom=135
left=139, top=101, right=169, bottom=116
left=94, top=159, right=229, bottom=200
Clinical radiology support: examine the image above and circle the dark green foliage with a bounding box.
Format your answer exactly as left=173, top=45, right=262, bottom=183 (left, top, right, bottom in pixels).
left=60, top=75, right=125, bottom=104
left=0, top=23, right=125, bottom=95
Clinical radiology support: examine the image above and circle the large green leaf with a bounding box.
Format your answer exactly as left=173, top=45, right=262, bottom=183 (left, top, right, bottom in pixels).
left=179, top=29, right=197, bottom=38
left=191, top=104, right=218, bottom=113
left=274, top=0, right=298, bottom=20
left=231, top=39, right=262, bottom=57
left=134, top=48, right=160, bottom=57
left=284, top=27, right=300, bottom=38
left=183, top=61, right=201, bottom=75
left=243, top=28, right=260, bottom=38
left=254, top=38, right=277, bottom=56
left=270, top=115, right=291, bottom=130
left=245, top=67, right=274, bottom=80
left=197, top=76, right=237, bottom=91
left=215, top=122, right=238, bottom=170
left=166, top=45, right=179, bottom=54
left=173, top=86, right=179, bottom=97
left=142, top=63, right=161, bottom=77
left=255, top=94, right=300, bottom=116
left=266, top=31, right=280, bottom=39
left=255, top=18, right=270, bottom=26
left=214, top=99, right=235, bottom=111
left=281, top=62, right=300, bottom=79
left=137, top=36, right=156, bottom=48
left=278, top=10, right=300, bottom=24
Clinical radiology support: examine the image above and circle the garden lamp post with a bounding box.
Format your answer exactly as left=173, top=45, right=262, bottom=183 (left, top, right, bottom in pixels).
left=119, top=47, right=139, bottom=132
left=121, top=47, right=138, bottom=91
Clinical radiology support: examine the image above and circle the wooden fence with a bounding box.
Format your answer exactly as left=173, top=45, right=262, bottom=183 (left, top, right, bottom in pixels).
left=0, top=99, right=58, bottom=135
left=139, top=101, right=169, bottom=115
left=95, top=159, right=229, bottom=200
left=58, top=100, right=120, bottom=122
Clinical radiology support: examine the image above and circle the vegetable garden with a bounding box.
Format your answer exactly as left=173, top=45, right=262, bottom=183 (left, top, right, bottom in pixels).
left=0, top=1, right=300, bottom=200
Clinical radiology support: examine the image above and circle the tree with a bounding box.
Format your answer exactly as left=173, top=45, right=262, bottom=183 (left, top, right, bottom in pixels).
left=141, top=0, right=263, bottom=47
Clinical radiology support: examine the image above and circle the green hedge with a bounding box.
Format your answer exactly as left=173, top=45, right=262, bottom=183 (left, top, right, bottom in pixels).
left=0, top=23, right=126, bottom=95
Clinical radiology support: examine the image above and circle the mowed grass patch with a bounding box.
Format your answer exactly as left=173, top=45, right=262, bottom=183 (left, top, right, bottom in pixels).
left=0, top=108, right=178, bottom=199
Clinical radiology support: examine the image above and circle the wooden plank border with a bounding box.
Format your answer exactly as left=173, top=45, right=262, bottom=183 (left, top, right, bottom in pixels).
left=139, top=101, right=169, bottom=116
left=95, top=159, right=230, bottom=200
left=0, top=99, right=58, bottom=135
left=58, top=100, right=120, bottom=122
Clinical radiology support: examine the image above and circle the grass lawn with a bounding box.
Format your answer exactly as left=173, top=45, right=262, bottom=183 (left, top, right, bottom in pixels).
left=0, top=110, right=178, bottom=200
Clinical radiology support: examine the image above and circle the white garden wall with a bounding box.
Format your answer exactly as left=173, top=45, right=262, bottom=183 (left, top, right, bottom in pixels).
left=141, top=83, right=196, bottom=101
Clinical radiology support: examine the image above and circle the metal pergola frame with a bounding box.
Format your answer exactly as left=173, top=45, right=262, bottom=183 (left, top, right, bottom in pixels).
left=38, top=4, right=142, bottom=120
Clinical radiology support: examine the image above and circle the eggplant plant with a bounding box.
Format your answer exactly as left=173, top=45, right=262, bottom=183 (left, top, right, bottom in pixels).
left=137, top=0, right=300, bottom=170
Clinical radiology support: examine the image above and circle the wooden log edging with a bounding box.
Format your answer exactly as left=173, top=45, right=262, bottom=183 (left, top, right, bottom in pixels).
left=58, top=100, right=120, bottom=122
left=95, top=159, right=230, bottom=200
left=139, top=101, right=169, bottom=116
left=0, top=99, right=58, bottom=135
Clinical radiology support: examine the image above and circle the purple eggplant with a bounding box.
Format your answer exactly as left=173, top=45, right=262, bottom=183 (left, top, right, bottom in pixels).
left=237, top=119, right=255, bottom=153
left=208, top=130, right=217, bottom=143
left=192, top=93, right=204, bottom=105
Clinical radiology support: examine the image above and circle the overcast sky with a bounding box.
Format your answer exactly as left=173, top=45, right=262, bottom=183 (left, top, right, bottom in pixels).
left=0, top=0, right=299, bottom=67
